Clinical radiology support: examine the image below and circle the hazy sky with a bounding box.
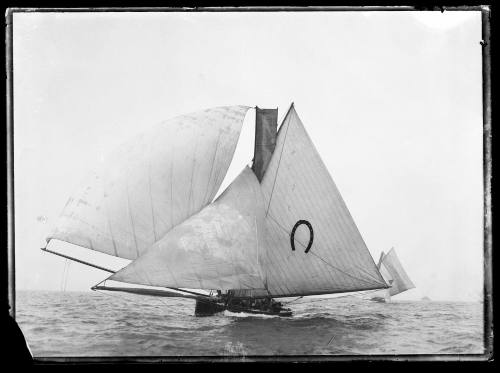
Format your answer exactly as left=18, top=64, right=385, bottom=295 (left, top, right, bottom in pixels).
left=13, top=10, right=483, bottom=301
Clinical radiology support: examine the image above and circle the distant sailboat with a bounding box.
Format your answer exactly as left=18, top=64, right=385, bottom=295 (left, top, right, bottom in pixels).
left=42, top=103, right=389, bottom=316
left=367, top=248, right=415, bottom=302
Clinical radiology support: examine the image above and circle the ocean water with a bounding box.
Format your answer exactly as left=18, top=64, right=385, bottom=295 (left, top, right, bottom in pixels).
left=16, top=290, right=484, bottom=358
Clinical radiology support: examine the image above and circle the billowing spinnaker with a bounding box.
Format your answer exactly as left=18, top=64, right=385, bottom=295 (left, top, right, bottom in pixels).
left=381, top=248, right=415, bottom=296
left=48, top=106, right=250, bottom=260
left=107, top=167, right=267, bottom=291
left=260, top=105, right=387, bottom=297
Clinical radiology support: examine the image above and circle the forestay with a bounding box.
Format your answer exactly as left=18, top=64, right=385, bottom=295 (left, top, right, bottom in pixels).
left=381, top=248, right=415, bottom=296
left=259, top=105, right=387, bottom=297
left=47, top=106, right=250, bottom=260
left=107, top=167, right=268, bottom=291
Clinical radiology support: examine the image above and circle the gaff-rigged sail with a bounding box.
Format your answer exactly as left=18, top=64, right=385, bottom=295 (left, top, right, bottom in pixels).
left=47, top=106, right=250, bottom=260
left=259, top=105, right=387, bottom=297
left=380, top=248, right=415, bottom=296
left=107, top=167, right=268, bottom=291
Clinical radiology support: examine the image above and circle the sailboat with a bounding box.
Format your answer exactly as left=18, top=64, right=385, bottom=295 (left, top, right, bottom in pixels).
left=367, top=248, right=415, bottom=303
left=42, top=103, right=389, bottom=317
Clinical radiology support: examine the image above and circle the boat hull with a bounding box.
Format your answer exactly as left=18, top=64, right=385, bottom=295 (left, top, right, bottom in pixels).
left=194, top=299, right=292, bottom=317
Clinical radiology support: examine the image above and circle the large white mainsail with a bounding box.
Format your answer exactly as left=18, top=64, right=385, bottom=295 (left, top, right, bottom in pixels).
left=47, top=106, right=250, bottom=260
left=107, top=166, right=268, bottom=291
left=259, top=104, right=387, bottom=297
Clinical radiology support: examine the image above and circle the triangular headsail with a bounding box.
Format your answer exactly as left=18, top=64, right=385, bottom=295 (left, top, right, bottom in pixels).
left=107, top=167, right=268, bottom=291
left=381, top=248, right=415, bottom=296
left=47, top=106, right=250, bottom=260
left=259, top=104, right=387, bottom=297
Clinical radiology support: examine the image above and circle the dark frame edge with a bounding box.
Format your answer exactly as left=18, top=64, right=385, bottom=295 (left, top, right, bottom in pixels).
left=481, top=5, right=493, bottom=362
left=6, top=7, right=15, bottom=320
left=5, top=6, right=493, bottom=363
left=1, top=6, right=488, bottom=13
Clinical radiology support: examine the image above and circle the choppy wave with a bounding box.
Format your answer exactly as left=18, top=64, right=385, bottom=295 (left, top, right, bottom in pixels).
left=15, top=290, right=484, bottom=357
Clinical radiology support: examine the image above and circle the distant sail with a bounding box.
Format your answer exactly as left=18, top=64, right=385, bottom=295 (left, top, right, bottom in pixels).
left=364, top=251, right=393, bottom=301
left=47, top=106, right=250, bottom=260
left=108, top=167, right=267, bottom=291
left=259, top=105, right=387, bottom=297
left=377, top=251, right=394, bottom=286
left=381, top=248, right=415, bottom=296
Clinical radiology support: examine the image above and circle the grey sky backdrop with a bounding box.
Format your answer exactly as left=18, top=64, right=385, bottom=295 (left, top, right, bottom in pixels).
left=13, top=11, right=483, bottom=301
